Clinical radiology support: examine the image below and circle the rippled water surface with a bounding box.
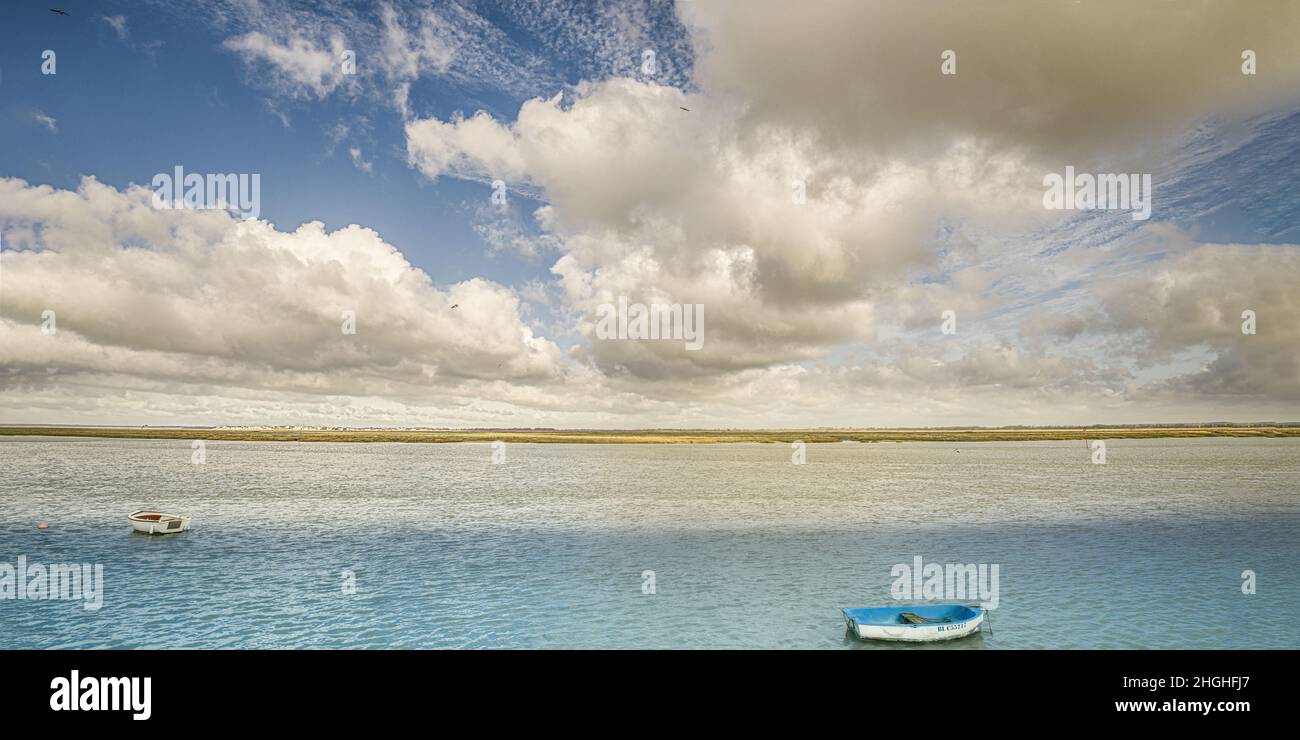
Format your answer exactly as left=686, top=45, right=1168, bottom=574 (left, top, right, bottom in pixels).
left=1, top=436, right=1297, bottom=648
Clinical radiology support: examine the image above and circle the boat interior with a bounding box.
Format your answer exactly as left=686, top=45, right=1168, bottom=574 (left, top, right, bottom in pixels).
left=129, top=512, right=180, bottom=521
left=844, top=604, right=981, bottom=626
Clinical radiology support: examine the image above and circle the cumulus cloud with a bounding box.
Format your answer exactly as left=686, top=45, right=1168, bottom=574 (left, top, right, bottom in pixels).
left=0, top=177, right=576, bottom=423
left=0, top=177, right=1118, bottom=428
left=1095, top=238, right=1300, bottom=399
left=404, top=78, right=1039, bottom=379
left=406, top=110, right=530, bottom=183
left=2, top=175, right=1295, bottom=426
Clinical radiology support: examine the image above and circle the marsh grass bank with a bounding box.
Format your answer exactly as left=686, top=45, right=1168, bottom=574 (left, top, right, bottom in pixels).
left=1, top=425, right=1297, bottom=444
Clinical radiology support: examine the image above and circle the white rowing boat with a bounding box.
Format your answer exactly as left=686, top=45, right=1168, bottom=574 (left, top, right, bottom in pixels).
left=842, top=604, right=987, bottom=642
left=127, top=510, right=191, bottom=535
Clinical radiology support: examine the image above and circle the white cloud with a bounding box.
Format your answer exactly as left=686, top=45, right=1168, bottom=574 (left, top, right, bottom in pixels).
left=348, top=147, right=374, bottom=175
left=376, top=2, right=456, bottom=114
left=1094, top=237, right=1300, bottom=400
left=405, top=110, right=531, bottom=183
left=0, top=177, right=578, bottom=425
left=682, top=0, right=1300, bottom=171
left=2, top=174, right=1296, bottom=426
left=32, top=111, right=57, bottom=133
left=223, top=30, right=353, bottom=100
left=208, top=0, right=562, bottom=112
left=405, top=78, right=1028, bottom=378
left=102, top=15, right=129, bottom=40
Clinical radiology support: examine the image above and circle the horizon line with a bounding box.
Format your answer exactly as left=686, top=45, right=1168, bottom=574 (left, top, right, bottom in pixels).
left=3, top=422, right=1299, bottom=431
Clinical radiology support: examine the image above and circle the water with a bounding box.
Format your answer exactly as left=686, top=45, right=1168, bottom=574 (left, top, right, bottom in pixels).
left=1, top=436, right=1296, bottom=649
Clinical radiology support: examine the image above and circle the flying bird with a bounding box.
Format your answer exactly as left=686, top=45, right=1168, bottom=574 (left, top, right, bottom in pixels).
left=49, top=8, right=69, bottom=15
left=450, top=304, right=459, bottom=310
left=679, top=106, right=691, bottom=112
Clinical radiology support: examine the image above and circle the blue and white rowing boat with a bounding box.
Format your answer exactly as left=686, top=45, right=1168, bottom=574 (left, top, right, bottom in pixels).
left=842, top=604, right=987, bottom=642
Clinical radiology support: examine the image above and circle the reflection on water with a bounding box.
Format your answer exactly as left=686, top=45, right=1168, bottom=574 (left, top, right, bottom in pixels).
left=0, top=437, right=1296, bottom=648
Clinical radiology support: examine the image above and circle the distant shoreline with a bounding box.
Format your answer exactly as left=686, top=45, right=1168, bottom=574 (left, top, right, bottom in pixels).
left=2, top=426, right=1298, bottom=444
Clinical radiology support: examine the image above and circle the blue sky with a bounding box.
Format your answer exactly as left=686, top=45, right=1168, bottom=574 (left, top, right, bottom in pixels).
left=1, top=1, right=1298, bottom=427
left=1, top=1, right=548, bottom=288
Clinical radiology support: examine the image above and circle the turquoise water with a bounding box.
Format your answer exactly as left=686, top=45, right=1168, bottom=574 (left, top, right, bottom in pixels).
left=0, top=436, right=1296, bottom=648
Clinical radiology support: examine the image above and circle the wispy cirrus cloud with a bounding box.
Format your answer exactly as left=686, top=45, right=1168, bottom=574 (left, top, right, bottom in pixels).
left=222, top=30, right=356, bottom=100
left=31, top=110, right=57, bottom=133
left=101, top=14, right=129, bottom=40
left=348, top=147, right=374, bottom=175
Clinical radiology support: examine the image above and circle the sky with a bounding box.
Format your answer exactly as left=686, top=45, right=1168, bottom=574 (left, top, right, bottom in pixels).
left=1, top=0, right=1299, bottom=428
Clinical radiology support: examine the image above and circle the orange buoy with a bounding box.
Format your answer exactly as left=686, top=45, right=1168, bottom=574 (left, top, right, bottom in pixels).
left=37, top=522, right=49, bottom=530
